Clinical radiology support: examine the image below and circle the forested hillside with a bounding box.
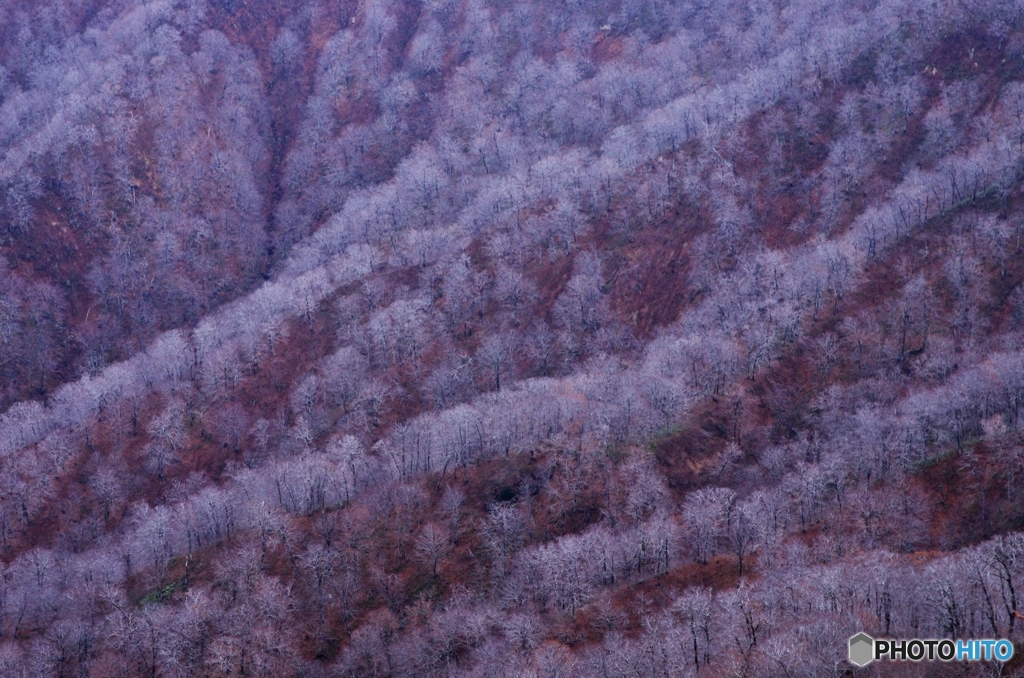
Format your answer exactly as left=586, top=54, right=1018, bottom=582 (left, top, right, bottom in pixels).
left=3, top=0, right=1024, bottom=675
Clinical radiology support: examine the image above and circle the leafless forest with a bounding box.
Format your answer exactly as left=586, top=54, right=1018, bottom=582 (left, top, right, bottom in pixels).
left=2, top=0, right=1024, bottom=675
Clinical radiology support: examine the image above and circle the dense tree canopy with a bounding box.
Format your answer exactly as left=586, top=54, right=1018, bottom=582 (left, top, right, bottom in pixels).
left=2, top=0, right=1024, bottom=675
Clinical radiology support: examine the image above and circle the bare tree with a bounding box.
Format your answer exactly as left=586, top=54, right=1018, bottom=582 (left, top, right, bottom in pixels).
left=414, top=523, right=451, bottom=577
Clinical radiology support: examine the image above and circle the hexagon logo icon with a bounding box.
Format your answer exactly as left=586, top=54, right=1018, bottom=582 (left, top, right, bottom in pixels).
left=849, top=633, right=874, bottom=667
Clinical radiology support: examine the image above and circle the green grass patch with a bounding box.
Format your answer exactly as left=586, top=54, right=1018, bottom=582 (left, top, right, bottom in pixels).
left=139, top=579, right=185, bottom=606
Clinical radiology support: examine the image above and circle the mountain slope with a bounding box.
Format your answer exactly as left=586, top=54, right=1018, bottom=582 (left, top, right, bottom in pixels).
left=2, top=0, right=1024, bottom=676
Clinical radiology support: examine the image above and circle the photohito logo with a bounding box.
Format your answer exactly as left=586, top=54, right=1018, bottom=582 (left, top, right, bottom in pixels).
left=849, top=633, right=1014, bottom=667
